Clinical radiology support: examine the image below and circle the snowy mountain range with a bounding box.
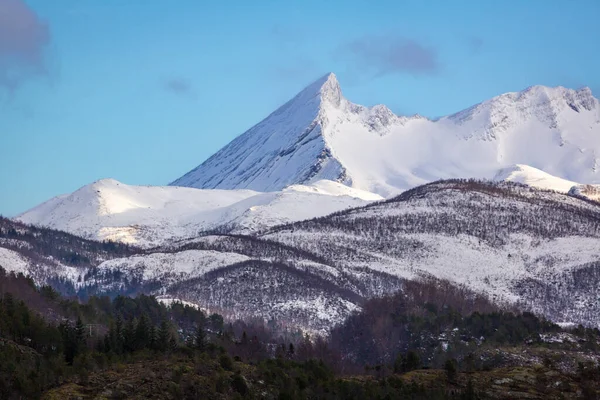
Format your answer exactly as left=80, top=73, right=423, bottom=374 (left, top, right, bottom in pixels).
left=172, top=73, right=600, bottom=197
left=6, top=180, right=600, bottom=333
left=5, top=73, right=600, bottom=333
left=16, top=178, right=380, bottom=247
left=16, top=74, right=600, bottom=247
left=83, top=180, right=600, bottom=330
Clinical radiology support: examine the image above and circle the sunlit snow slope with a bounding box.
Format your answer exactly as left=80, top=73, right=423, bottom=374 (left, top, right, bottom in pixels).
left=493, top=164, right=579, bottom=193
left=172, top=73, right=600, bottom=196
left=16, top=178, right=381, bottom=246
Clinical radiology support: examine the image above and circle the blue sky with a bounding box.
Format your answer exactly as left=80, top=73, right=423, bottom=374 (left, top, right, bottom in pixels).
left=1, top=0, right=599, bottom=216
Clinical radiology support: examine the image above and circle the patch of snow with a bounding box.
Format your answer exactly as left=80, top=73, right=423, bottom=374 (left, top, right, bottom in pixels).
left=493, top=164, right=579, bottom=193
left=0, top=247, right=29, bottom=274
left=16, top=179, right=379, bottom=247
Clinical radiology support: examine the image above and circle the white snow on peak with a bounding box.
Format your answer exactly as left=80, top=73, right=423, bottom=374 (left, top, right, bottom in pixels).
left=284, top=180, right=383, bottom=201
left=16, top=178, right=379, bottom=246
left=171, top=74, right=600, bottom=197
left=312, top=72, right=343, bottom=108
left=493, top=164, right=579, bottom=193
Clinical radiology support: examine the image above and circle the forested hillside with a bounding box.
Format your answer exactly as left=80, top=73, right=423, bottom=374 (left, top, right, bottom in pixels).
left=2, top=266, right=600, bottom=399
left=4, top=180, right=600, bottom=333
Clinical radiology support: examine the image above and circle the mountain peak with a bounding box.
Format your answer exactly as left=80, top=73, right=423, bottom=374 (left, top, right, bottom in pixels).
left=297, top=72, right=342, bottom=108
left=171, top=76, right=600, bottom=196
left=91, top=178, right=123, bottom=187
left=319, top=72, right=342, bottom=107
left=513, top=85, right=597, bottom=107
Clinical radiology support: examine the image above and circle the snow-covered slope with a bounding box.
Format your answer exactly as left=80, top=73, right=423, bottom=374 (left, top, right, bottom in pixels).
left=493, top=164, right=579, bottom=193
left=16, top=178, right=381, bottom=246
left=6, top=181, right=600, bottom=332
left=172, top=74, right=600, bottom=196
left=76, top=180, right=600, bottom=331
left=260, top=180, right=600, bottom=327
left=0, top=247, right=29, bottom=275
left=569, top=184, right=600, bottom=201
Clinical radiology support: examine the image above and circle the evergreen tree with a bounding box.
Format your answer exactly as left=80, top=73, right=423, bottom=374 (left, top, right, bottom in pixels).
left=60, top=322, right=76, bottom=364
left=123, top=318, right=135, bottom=353
left=148, top=324, right=156, bottom=350
left=209, top=313, right=224, bottom=334
left=404, top=351, right=421, bottom=372
left=75, top=316, right=86, bottom=353
left=445, top=358, right=458, bottom=383
left=393, top=353, right=404, bottom=374
left=135, top=314, right=150, bottom=350
left=157, top=320, right=170, bottom=352
left=394, top=351, right=421, bottom=373
left=195, top=322, right=206, bottom=351
left=103, top=334, right=111, bottom=354
left=169, top=336, right=178, bottom=352
left=113, top=315, right=124, bottom=354
left=287, top=343, right=295, bottom=359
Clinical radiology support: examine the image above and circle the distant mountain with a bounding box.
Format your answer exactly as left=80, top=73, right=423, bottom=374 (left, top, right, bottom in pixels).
left=80, top=181, right=600, bottom=331
left=5, top=180, right=600, bottom=331
left=16, top=178, right=381, bottom=247
left=493, top=164, right=579, bottom=193
left=8, top=73, right=600, bottom=333
left=0, top=216, right=135, bottom=292
left=172, top=73, right=600, bottom=196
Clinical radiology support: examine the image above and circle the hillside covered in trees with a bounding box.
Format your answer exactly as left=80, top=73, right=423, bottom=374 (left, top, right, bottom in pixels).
left=4, top=180, right=600, bottom=333
left=1, top=266, right=600, bottom=399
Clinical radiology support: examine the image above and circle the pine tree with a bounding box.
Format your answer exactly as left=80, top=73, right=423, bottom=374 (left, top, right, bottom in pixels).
left=195, top=322, right=206, bottom=351
left=157, top=320, right=170, bottom=352
left=59, top=322, right=76, bottom=364
left=75, top=316, right=86, bottom=354
left=445, top=358, right=458, bottom=383
left=123, top=318, right=135, bottom=353
left=103, top=334, right=111, bottom=353
left=393, top=353, right=404, bottom=373
left=169, top=336, right=178, bottom=352
left=135, top=314, right=150, bottom=350
left=113, top=315, right=124, bottom=354
left=148, top=324, right=156, bottom=350
left=404, top=350, right=421, bottom=372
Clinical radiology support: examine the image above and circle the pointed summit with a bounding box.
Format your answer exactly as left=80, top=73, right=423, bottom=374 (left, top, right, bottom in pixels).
left=316, top=72, right=342, bottom=107
left=171, top=76, right=600, bottom=197
left=170, top=73, right=349, bottom=191
left=291, top=72, right=343, bottom=109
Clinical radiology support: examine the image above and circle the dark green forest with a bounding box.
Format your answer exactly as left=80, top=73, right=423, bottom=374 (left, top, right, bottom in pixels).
left=1, top=266, right=600, bottom=399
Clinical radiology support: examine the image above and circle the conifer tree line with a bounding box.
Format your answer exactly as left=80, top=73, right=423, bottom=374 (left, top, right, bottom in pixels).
left=2, top=265, right=600, bottom=399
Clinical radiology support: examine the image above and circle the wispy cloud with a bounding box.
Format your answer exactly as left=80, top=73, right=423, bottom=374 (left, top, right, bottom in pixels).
left=163, top=77, right=195, bottom=98
left=340, top=35, right=440, bottom=78
left=467, top=36, right=484, bottom=55
left=0, top=0, right=51, bottom=94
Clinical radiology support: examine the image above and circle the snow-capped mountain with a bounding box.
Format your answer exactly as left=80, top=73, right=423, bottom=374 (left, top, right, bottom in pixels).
left=82, top=180, right=600, bottom=331
left=16, top=178, right=381, bottom=247
left=493, top=164, right=579, bottom=193
left=7, top=73, right=600, bottom=333
left=5, top=180, right=600, bottom=332
left=172, top=73, right=600, bottom=196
